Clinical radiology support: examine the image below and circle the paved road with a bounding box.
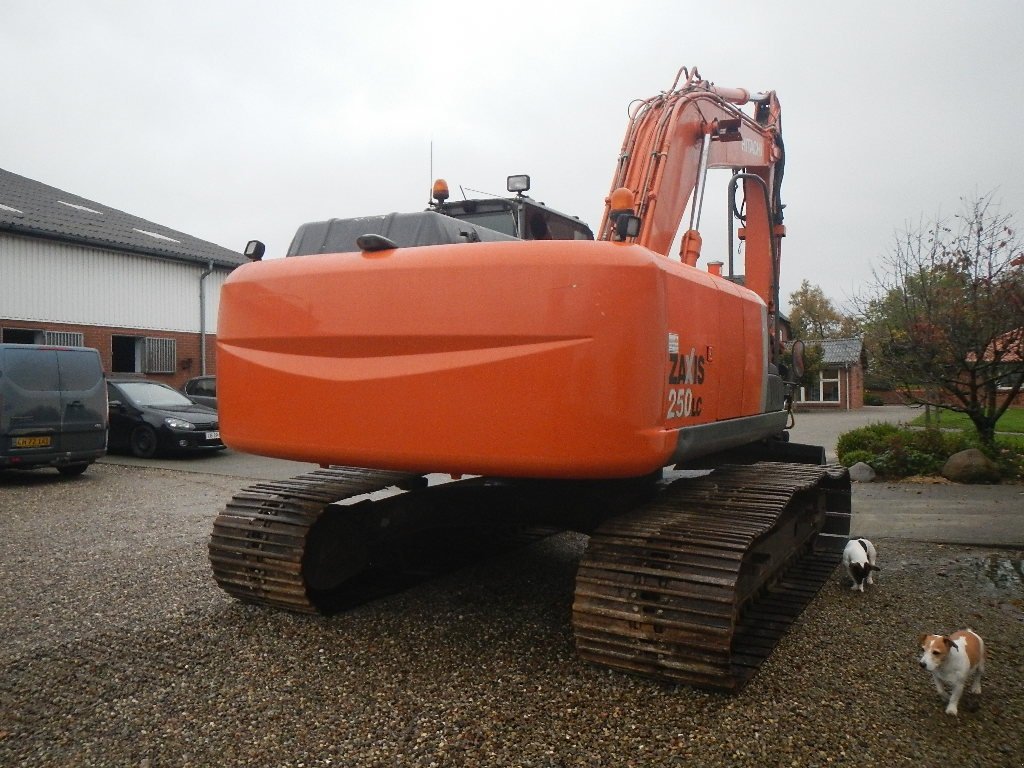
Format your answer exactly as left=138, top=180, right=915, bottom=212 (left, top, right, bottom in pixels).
left=786, top=406, right=1024, bottom=546
left=786, top=404, right=920, bottom=459
left=99, top=404, right=1024, bottom=546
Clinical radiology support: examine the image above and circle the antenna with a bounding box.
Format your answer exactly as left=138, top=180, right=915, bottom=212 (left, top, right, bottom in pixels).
left=428, top=140, right=433, bottom=206
left=463, top=186, right=503, bottom=199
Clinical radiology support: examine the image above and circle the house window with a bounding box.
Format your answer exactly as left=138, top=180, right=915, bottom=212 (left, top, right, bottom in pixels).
left=819, top=368, right=841, bottom=402
left=994, top=360, right=1023, bottom=391
left=798, top=368, right=843, bottom=403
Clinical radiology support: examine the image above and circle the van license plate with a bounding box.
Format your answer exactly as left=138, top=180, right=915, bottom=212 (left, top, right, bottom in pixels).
left=205, top=431, right=220, bottom=440
left=13, top=436, right=51, bottom=448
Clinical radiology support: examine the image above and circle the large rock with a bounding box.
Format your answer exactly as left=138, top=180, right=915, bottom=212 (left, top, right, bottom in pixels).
left=848, top=461, right=876, bottom=483
left=941, top=449, right=1001, bottom=484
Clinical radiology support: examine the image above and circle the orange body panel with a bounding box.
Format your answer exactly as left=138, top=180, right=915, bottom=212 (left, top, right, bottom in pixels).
left=218, top=240, right=770, bottom=479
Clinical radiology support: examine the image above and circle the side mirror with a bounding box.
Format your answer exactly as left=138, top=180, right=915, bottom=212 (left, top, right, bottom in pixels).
left=791, top=340, right=805, bottom=379
left=244, top=240, right=266, bottom=261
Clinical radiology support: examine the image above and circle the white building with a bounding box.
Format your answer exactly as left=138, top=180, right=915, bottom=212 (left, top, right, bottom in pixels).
left=0, top=168, right=245, bottom=387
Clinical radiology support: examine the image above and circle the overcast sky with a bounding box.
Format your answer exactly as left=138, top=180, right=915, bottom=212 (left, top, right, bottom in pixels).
left=4, top=1, right=1022, bottom=313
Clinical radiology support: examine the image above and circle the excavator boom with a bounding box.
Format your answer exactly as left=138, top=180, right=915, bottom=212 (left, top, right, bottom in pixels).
left=600, top=66, right=784, bottom=347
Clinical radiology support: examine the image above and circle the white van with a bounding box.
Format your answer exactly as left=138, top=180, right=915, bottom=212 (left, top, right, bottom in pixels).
left=0, top=344, right=107, bottom=476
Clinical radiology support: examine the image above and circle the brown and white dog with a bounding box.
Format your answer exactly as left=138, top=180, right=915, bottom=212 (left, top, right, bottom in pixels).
left=918, top=629, right=986, bottom=716
left=842, top=537, right=879, bottom=592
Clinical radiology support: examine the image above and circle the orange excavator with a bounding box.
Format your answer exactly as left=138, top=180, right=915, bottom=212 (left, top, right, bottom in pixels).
left=209, top=67, right=850, bottom=691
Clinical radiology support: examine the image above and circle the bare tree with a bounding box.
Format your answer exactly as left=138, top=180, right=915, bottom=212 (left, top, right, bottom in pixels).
left=858, top=194, right=1024, bottom=445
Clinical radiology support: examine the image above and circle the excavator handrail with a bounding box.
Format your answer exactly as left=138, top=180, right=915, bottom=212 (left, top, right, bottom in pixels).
left=728, top=170, right=782, bottom=351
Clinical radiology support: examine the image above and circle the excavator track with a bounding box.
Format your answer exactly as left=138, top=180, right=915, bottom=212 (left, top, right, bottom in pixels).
left=210, top=460, right=849, bottom=693
left=572, top=462, right=851, bottom=691
left=209, top=467, right=424, bottom=613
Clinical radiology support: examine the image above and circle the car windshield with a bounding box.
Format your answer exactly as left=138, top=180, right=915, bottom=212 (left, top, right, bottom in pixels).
left=115, top=381, right=194, bottom=408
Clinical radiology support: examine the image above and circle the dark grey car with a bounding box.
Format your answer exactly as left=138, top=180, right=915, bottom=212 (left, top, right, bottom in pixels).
left=181, top=375, right=217, bottom=409
left=0, top=344, right=107, bottom=476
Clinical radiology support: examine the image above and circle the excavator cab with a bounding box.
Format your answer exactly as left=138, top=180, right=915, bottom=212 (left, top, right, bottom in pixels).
left=430, top=174, right=594, bottom=241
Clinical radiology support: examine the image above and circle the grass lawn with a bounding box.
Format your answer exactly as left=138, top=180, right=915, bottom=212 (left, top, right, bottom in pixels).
left=909, top=406, right=1024, bottom=433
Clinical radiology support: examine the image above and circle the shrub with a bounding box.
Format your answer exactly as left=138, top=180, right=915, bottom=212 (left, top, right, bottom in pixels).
left=836, top=423, right=902, bottom=459
left=863, top=393, right=885, bottom=406
left=863, top=373, right=895, bottom=391
left=992, top=443, right=1024, bottom=480
left=835, top=424, right=1024, bottom=481
left=839, top=449, right=875, bottom=468
left=872, top=447, right=944, bottom=477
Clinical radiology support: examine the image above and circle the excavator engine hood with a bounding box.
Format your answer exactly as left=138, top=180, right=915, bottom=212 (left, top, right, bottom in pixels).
left=217, top=239, right=782, bottom=478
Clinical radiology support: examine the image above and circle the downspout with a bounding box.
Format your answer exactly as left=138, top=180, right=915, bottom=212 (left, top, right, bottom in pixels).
left=199, top=260, right=214, bottom=376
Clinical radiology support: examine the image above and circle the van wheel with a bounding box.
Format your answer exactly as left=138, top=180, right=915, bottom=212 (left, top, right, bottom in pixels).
left=57, top=463, right=89, bottom=477
left=130, top=425, right=159, bottom=458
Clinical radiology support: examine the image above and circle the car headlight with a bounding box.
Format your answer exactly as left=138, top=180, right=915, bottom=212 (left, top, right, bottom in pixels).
left=164, top=417, right=195, bottom=430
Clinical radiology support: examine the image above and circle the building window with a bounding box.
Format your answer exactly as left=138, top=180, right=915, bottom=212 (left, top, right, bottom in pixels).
left=798, top=368, right=843, bottom=403
left=819, top=368, right=841, bottom=402
left=111, top=335, right=177, bottom=374
left=111, top=335, right=142, bottom=372
left=2, top=327, right=42, bottom=344
left=995, top=363, right=1024, bottom=391
left=44, top=331, right=85, bottom=347
left=144, top=337, right=176, bottom=374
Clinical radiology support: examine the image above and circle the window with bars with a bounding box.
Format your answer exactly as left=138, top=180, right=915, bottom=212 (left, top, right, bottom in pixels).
left=144, top=337, right=176, bottom=374
left=44, top=330, right=85, bottom=347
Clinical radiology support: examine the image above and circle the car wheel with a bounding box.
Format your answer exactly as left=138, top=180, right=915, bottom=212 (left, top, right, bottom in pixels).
left=57, top=463, right=89, bottom=477
left=130, top=425, right=159, bottom=458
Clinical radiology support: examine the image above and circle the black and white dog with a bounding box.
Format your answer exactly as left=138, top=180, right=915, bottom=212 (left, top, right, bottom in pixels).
left=842, top=537, right=879, bottom=592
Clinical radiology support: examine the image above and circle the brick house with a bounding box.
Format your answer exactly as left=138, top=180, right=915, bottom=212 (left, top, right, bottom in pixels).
left=0, top=168, right=245, bottom=389
left=795, top=337, right=867, bottom=410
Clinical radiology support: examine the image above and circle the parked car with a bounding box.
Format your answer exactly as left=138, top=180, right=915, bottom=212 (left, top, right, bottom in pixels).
left=182, top=375, right=217, bottom=409
left=0, top=344, right=107, bottom=476
left=106, top=378, right=224, bottom=458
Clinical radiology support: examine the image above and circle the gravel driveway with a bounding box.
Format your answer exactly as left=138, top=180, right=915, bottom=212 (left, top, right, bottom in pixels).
left=1, top=463, right=1022, bottom=767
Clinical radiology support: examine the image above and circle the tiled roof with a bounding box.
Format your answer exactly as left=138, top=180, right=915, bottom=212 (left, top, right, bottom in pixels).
left=0, top=168, right=244, bottom=268
left=980, top=328, right=1023, bottom=363
left=817, top=337, right=864, bottom=365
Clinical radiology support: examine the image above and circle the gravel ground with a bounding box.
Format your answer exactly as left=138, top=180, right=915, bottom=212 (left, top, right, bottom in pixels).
left=1, top=463, right=1022, bottom=768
